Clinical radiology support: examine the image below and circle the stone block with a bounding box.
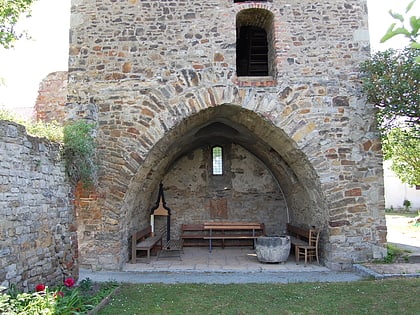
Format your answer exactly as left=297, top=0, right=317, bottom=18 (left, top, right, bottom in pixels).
left=371, top=244, right=387, bottom=260
left=408, top=254, right=420, bottom=264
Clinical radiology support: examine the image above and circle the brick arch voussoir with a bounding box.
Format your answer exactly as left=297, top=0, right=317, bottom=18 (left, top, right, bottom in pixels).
left=168, top=83, right=283, bottom=124
left=121, top=80, right=328, bottom=199
left=234, top=2, right=275, bottom=15
left=235, top=4, right=276, bottom=30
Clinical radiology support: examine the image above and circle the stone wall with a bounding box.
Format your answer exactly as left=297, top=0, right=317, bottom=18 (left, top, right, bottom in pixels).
left=34, top=71, right=68, bottom=124
left=161, top=144, right=288, bottom=238
left=0, top=120, right=77, bottom=291
left=68, top=0, right=387, bottom=270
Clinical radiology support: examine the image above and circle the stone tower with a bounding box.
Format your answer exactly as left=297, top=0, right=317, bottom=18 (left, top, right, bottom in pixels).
left=68, top=0, right=386, bottom=270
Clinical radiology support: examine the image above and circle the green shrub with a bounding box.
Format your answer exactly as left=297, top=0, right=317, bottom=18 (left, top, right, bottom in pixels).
left=62, top=120, right=97, bottom=186
left=26, top=120, right=63, bottom=142
left=1, top=109, right=97, bottom=187
left=383, top=244, right=410, bottom=263
left=0, top=108, right=63, bottom=142
left=403, top=199, right=411, bottom=211
left=0, top=277, right=117, bottom=315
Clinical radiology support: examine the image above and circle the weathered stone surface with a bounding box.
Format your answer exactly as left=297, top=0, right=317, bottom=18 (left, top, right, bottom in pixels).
left=408, top=254, right=420, bottom=263
left=0, top=121, right=76, bottom=291
left=66, top=0, right=386, bottom=270
left=34, top=71, right=68, bottom=123
left=255, top=236, right=291, bottom=263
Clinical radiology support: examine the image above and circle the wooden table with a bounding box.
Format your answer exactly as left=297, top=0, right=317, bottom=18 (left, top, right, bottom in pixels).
left=203, top=222, right=265, bottom=252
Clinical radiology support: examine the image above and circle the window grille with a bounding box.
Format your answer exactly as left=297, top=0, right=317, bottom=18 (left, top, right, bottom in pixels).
left=237, top=26, right=269, bottom=76
left=212, top=146, right=223, bottom=175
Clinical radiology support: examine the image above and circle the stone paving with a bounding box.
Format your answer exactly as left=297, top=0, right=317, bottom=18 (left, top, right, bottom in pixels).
left=80, top=247, right=365, bottom=284
left=124, top=247, right=326, bottom=273
left=79, top=216, right=420, bottom=284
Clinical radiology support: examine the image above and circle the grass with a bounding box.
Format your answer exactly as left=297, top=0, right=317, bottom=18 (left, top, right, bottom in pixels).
left=381, top=243, right=412, bottom=263
left=99, top=278, right=420, bottom=315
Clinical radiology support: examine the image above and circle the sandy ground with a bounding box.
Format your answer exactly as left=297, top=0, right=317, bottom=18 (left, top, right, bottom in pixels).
left=363, top=214, right=420, bottom=275
left=386, top=214, right=420, bottom=248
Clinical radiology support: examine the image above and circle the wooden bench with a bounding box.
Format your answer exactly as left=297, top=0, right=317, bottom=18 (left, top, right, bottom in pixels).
left=180, top=224, right=209, bottom=247
left=158, top=227, right=184, bottom=260
left=286, top=223, right=320, bottom=265
left=286, top=223, right=311, bottom=247
left=131, top=226, right=162, bottom=263
left=203, top=222, right=266, bottom=251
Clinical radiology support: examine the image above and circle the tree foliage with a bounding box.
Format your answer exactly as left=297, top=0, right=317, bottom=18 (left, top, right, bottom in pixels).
left=360, top=47, right=420, bottom=131
left=362, top=1, right=420, bottom=186
left=361, top=47, right=420, bottom=185
left=382, top=128, right=420, bottom=185
left=381, top=0, right=419, bottom=62
left=0, top=0, right=37, bottom=49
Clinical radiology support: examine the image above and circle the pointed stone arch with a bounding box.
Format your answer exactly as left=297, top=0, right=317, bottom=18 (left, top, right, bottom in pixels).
left=121, top=102, right=329, bottom=263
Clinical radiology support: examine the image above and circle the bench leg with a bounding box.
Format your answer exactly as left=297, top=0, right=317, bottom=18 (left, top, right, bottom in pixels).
left=132, top=248, right=138, bottom=264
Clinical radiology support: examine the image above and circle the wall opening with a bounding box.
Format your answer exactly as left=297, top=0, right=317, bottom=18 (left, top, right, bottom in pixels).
left=237, top=26, right=269, bottom=76
left=211, top=146, right=224, bottom=175
left=236, top=8, right=275, bottom=77
left=125, top=105, right=328, bottom=261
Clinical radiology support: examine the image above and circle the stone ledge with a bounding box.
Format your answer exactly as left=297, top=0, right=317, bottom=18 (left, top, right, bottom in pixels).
left=234, top=76, right=276, bottom=87
left=354, top=264, right=420, bottom=280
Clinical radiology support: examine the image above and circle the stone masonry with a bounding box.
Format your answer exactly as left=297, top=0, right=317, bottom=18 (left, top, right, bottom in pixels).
left=0, top=120, right=77, bottom=291
left=34, top=71, right=69, bottom=123
left=68, top=0, right=387, bottom=270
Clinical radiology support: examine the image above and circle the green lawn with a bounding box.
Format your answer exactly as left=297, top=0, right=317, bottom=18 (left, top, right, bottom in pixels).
left=99, top=278, right=420, bottom=315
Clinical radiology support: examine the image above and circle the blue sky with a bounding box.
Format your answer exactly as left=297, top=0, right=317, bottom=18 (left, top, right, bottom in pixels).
left=0, top=0, right=417, bottom=115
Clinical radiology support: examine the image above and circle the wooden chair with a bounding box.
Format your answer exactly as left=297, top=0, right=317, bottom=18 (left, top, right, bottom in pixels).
left=295, top=229, right=320, bottom=265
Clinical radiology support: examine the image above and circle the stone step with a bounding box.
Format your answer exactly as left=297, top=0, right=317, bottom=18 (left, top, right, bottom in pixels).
left=408, top=254, right=420, bottom=264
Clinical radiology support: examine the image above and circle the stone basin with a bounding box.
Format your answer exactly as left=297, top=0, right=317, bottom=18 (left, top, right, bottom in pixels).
left=255, top=235, right=291, bottom=263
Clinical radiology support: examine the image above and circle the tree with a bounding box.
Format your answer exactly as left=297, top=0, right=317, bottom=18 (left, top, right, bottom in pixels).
left=360, top=47, right=420, bottom=130
left=382, top=128, right=420, bottom=186
left=0, top=0, right=37, bottom=49
left=381, top=0, right=419, bottom=62
left=361, top=1, right=420, bottom=186
left=361, top=48, right=420, bottom=185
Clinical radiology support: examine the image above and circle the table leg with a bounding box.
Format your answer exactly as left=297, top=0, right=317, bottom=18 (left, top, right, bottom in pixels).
left=209, top=228, right=212, bottom=253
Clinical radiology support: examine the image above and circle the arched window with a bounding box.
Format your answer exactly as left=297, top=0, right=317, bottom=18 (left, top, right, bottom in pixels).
left=236, top=8, right=274, bottom=77
left=212, top=146, right=223, bottom=175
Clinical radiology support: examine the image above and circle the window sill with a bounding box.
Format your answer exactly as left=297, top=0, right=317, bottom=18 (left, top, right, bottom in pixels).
left=234, top=76, right=276, bottom=87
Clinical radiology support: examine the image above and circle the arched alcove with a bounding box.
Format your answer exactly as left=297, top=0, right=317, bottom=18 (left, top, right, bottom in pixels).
left=122, top=104, right=329, bottom=262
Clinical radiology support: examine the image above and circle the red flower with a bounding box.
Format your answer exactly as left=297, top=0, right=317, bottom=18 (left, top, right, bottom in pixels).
left=54, top=291, right=64, bottom=299
left=35, top=284, right=45, bottom=292
left=64, top=277, right=75, bottom=288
